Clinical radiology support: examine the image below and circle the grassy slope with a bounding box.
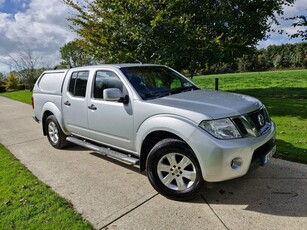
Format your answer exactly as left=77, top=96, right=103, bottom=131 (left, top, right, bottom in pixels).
left=1, top=70, right=306, bottom=164
left=0, top=91, right=93, bottom=228
left=193, top=69, right=307, bottom=164
left=0, top=144, right=93, bottom=230
left=0, top=90, right=32, bottom=105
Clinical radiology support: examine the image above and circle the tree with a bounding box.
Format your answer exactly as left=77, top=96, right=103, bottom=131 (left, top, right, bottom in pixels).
left=5, top=72, right=19, bottom=90
left=60, top=39, right=95, bottom=67
left=0, top=72, right=4, bottom=82
left=273, top=55, right=283, bottom=68
left=238, top=54, right=257, bottom=72
left=63, top=0, right=294, bottom=73
left=2, top=49, right=43, bottom=90
left=256, top=53, right=267, bottom=70
left=286, top=9, right=307, bottom=41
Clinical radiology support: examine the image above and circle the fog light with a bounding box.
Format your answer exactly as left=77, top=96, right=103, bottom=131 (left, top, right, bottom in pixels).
left=231, top=158, right=242, bottom=169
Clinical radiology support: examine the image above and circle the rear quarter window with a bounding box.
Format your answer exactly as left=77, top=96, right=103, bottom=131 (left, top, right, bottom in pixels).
left=38, top=72, right=66, bottom=94
left=68, top=71, right=89, bottom=97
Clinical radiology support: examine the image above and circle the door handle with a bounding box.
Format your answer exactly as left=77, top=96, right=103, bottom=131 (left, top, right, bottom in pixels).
left=88, top=104, right=97, bottom=110
left=64, top=101, right=71, bottom=106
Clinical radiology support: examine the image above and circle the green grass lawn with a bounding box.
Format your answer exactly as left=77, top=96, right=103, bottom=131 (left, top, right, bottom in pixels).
left=0, top=144, right=93, bottom=229
left=1, top=70, right=307, bottom=164
left=0, top=91, right=94, bottom=228
left=0, top=90, right=32, bottom=105
left=0, top=70, right=305, bottom=227
left=193, top=69, right=307, bottom=164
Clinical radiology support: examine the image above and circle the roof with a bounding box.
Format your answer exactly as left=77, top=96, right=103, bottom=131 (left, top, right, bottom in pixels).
left=73, top=63, right=163, bottom=69
left=45, top=63, right=165, bottom=73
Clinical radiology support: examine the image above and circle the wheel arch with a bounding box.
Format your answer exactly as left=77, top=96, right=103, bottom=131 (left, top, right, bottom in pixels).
left=137, top=115, right=199, bottom=172
left=139, top=131, right=184, bottom=171
left=42, top=102, right=68, bottom=136
left=42, top=110, right=53, bottom=136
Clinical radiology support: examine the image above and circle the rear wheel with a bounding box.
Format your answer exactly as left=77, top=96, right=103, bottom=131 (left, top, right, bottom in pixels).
left=46, top=115, right=68, bottom=149
left=146, top=138, right=204, bottom=200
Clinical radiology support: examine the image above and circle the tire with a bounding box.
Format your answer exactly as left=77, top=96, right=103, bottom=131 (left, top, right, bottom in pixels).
left=146, top=138, right=204, bottom=201
left=46, top=115, right=68, bottom=149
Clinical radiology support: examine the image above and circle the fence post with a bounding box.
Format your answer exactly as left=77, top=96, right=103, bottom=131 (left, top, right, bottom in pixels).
left=215, top=78, right=219, bottom=91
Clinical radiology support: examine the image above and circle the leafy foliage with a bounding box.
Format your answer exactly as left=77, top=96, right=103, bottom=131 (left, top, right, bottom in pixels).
left=63, top=0, right=294, bottom=73
left=285, top=9, right=307, bottom=41
left=5, top=72, right=19, bottom=90
left=60, top=39, right=95, bottom=67
left=0, top=72, right=5, bottom=92
left=262, top=42, right=307, bottom=69
left=199, top=42, right=307, bottom=73
left=0, top=72, right=4, bottom=82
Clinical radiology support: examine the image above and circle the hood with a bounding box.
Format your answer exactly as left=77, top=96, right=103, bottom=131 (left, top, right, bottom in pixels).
left=149, top=89, right=262, bottom=120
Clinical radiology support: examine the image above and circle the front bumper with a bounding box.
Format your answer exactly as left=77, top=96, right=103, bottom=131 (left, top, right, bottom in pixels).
left=188, top=122, right=276, bottom=182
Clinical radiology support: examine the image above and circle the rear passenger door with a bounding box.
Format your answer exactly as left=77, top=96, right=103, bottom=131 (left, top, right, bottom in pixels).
left=87, top=70, right=134, bottom=151
left=62, top=71, right=90, bottom=137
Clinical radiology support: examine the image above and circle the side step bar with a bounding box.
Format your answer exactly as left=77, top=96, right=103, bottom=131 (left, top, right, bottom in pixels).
left=66, top=136, right=139, bottom=165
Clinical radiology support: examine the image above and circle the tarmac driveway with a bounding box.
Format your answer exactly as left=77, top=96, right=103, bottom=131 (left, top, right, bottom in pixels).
left=0, top=96, right=306, bottom=229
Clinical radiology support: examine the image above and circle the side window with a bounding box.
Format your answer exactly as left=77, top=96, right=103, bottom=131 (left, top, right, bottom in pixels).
left=68, top=71, right=89, bottom=97
left=68, top=72, right=78, bottom=94
left=38, top=72, right=65, bottom=93
left=93, top=70, right=123, bottom=99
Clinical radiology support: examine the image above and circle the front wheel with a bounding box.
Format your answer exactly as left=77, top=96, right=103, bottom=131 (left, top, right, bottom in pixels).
left=146, top=138, right=204, bottom=200
left=46, top=115, right=68, bottom=149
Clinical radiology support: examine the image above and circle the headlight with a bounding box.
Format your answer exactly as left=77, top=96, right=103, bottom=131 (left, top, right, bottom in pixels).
left=199, top=118, right=241, bottom=139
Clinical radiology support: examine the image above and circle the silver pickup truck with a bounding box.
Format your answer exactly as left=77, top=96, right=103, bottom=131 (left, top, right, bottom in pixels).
left=32, top=64, right=276, bottom=200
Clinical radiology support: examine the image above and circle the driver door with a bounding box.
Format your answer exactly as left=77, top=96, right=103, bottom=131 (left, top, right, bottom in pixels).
left=87, top=70, right=134, bottom=151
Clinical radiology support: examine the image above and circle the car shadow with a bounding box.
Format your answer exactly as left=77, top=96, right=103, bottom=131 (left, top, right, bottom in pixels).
left=81, top=146, right=306, bottom=218
left=274, top=139, right=307, bottom=164
left=89, top=151, right=143, bottom=174
left=194, top=159, right=307, bottom=217
left=228, top=87, right=307, bottom=119
left=64, top=144, right=89, bottom=151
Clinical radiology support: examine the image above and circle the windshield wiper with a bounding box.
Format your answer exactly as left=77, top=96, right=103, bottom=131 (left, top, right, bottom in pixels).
left=171, top=86, right=200, bottom=95
left=143, top=90, right=172, bottom=100
left=143, top=86, right=199, bottom=100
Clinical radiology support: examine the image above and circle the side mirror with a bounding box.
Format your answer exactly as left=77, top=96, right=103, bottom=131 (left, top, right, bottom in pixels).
left=103, top=88, right=129, bottom=104
left=103, top=88, right=123, bottom=101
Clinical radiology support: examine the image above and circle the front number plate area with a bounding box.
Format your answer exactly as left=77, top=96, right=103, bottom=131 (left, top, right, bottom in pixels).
left=263, top=145, right=276, bottom=165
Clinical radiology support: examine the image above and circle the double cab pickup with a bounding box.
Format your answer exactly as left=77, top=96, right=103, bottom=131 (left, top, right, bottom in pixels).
left=32, top=64, right=276, bottom=200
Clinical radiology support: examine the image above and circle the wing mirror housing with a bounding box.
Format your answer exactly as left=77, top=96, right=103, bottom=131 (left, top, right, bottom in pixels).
left=103, top=88, right=129, bottom=104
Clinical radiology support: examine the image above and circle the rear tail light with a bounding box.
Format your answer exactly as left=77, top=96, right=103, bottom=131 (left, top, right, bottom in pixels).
left=32, top=96, right=34, bottom=109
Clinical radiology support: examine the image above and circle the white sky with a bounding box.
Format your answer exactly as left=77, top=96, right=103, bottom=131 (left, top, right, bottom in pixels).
left=0, top=0, right=306, bottom=73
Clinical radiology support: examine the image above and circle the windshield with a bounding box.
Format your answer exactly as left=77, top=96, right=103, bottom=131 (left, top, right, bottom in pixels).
left=120, top=66, right=199, bottom=100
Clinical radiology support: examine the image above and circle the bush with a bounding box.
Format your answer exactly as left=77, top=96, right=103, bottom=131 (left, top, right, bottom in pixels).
left=17, top=84, right=26, bottom=90
left=0, top=85, right=6, bottom=93
left=5, top=73, right=19, bottom=90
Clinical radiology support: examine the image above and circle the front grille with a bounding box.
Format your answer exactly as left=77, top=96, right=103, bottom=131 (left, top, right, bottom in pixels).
left=248, top=108, right=270, bottom=133
left=231, top=107, right=272, bottom=137
left=232, top=118, right=248, bottom=136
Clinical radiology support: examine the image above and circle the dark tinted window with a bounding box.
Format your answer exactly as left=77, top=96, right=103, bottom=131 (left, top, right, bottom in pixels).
left=93, top=71, right=123, bottom=99
left=68, top=71, right=89, bottom=97
left=68, top=72, right=78, bottom=94
left=120, top=66, right=197, bottom=100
